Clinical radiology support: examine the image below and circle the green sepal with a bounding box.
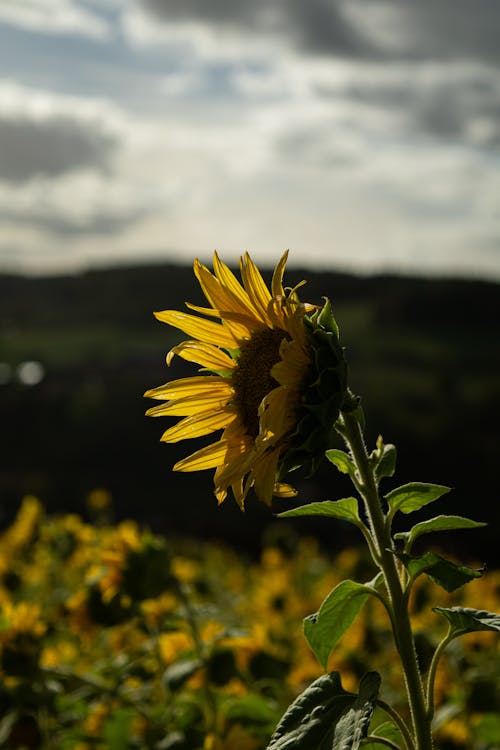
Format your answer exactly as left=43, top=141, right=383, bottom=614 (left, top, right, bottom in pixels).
left=398, top=551, right=484, bottom=592
left=394, top=514, right=486, bottom=551
left=278, top=497, right=360, bottom=524
left=310, top=296, right=340, bottom=339
left=266, top=671, right=380, bottom=750
left=304, top=575, right=382, bottom=669
left=278, top=297, right=348, bottom=481
left=385, top=482, right=451, bottom=516
left=433, top=607, right=500, bottom=637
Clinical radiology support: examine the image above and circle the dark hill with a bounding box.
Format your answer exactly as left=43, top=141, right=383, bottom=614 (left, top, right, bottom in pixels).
left=1, top=262, right=499, bottom=561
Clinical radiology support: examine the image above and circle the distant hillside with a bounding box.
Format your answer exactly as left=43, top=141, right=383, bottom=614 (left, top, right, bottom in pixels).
left=1, top=263, right=499, bottom=560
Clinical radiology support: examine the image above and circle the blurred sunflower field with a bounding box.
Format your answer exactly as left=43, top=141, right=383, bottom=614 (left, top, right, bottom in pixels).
left=0, top=495, right=499, bottom=750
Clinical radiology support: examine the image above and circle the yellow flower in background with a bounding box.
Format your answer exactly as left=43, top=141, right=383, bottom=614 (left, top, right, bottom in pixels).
left=0, top=601, right=46, bottom=644
left=146, top=251, right=347, bottom=507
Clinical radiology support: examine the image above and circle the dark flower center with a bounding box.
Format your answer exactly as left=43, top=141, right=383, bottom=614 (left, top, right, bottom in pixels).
left=232, top=328, right=289, bottom=438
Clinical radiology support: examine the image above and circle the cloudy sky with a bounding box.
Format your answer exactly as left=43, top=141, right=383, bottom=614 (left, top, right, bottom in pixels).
left=1, top=0, right=499, bottom=278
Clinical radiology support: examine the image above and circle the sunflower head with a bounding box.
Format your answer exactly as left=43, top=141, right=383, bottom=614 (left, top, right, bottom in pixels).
left=145, top=251, right=347, bottom=509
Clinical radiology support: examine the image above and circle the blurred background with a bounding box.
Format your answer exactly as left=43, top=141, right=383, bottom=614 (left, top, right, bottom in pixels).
left=1, top=0, right=499, bottom=562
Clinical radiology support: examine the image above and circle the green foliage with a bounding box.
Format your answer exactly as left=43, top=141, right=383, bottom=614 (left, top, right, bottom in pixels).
left=325, top=449, right=356, bottom=477
left=385, top=482, right=451, bottom=516
left=278, top=498, right=360, bottom=524
left=374, top=443, right=397, bottom=481
left=399, top=551, right=484, bottom=592
left=266, top=671, right=380, bottom=750
left=394, top=515, right=486, bottom=552
left=304, top=577, right=381, bottom=670
left=433, top=607, right=500, bottom=636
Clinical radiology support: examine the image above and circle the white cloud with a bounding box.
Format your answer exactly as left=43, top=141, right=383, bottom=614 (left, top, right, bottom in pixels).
left=0, top=0, right=111, bottom=40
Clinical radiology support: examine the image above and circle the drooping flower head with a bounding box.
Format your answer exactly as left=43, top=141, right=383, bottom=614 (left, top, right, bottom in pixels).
left=145, top=251, right=347, bottom=508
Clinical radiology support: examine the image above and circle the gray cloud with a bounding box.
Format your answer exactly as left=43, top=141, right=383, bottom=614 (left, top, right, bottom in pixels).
left=392, top=0, right=500, bottom=62
left=0, top=115, right=117, bottom=183
left=138, top=0, right=500, bottom=62
left=139, top=0, right=376, bottom=57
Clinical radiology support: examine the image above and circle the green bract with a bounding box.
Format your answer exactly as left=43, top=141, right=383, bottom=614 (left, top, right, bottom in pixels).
left=279, top=297, right=348, bottom=479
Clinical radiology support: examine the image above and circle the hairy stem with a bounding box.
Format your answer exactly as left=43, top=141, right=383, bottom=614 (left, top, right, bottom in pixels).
left=338, top=409, right=434, bottom=750
left=425, top=627, right=454, bottom=721
left=376, top=699, right=415, bottom=750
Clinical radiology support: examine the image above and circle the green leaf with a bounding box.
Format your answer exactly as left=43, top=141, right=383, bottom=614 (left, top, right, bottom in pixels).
left=326, top=449, right=356, bottom=476
left=224, top=694, right=280, bottom=726
left=375, top=444, right=397, bottom=481
left=394, top=514, right=486, bottom=549
left=400, top=552, right=484, bottom=592
left=266, top=672, right=354, bottom=750
left=102, top=708, right=134, bottom=749
left=304, top=578, right=379, bottom=669
left=362, top=721, right=402, bottom=749
left=330, top=672, right=381, bottom=749
left=473, top=712, right=500, bottom=745
left=433, top=606, right=500, bottom=636
left=278, top=498, right=360, bottom=525
left=386, top=482, right=450, bottom=516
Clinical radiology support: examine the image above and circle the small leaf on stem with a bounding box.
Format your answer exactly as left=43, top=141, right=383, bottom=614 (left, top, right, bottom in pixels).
left=399, top=551, right=484, bottom=592
left=433, top=606, right=500, bottom=636
left=394, top=514, right=486, bottom=550
left=304, top=578, right=379, bottom=669
left=278, top=498, right=360, bottom=524
left=374, top=443, right=397, bottom=481
left=385, top=482, right=451, bottom=516
left=326, top=449, right=356, bottom=476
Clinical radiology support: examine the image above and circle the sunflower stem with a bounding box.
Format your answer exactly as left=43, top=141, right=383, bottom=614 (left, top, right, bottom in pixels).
left=338, top=409, right=434, bottom=750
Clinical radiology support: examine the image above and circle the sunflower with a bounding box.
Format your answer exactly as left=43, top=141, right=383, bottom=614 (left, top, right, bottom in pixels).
left=145, top=251, right=347, bottom=508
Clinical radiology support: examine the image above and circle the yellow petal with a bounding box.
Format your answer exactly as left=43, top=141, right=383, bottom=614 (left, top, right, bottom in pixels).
left=145, top=376, right=232, bottom=400
left=240, top=253, right=272, bottom=324
left=154, top=310, right=238, bottom=349
left=160, top=409, right=237, bottom=443
left=167, top=341, right=236, bottom=372
left=212, top=252, right=259, bottom=317
left=253, top=449, right=280, bottom=506
left=271, top=250, right=289, bottom=299
left=194, top=258, right=255, bottom=322
left=174, top=439, right=230, bottom=471
left=146, top=392, right=232, bottom=417
left=185, top=302, right=252, bottom=341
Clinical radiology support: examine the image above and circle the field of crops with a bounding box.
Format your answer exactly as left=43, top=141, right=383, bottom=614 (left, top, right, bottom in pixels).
left=0, top=495, right=499, bottom=749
